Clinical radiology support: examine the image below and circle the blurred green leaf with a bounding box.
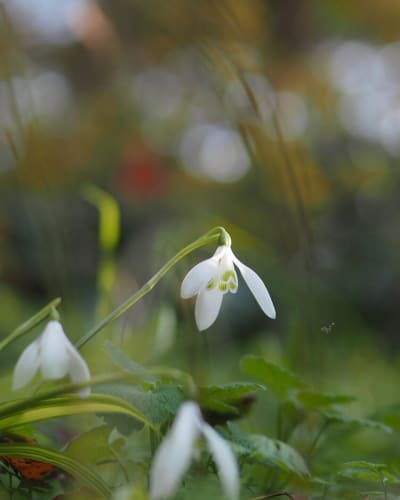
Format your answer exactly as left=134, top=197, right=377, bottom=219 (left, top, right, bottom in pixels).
left=0, top=393, right=154, bottom=431
left=380, top=414, right=400, bottom=432
left=65, top=425, right=124, bottom=466
left=343, top=460, right=388, bottom=471
left=104, top=341, right=158, bottom=383
left=198, top=382, right=264, bottom=425
left=199, top=382, right=264, bottom=412
left=373, top=403, right=400, bottom=432
left=241, top=355, right=306, bottom=400
left=297, top=390, right=356, bottom=409
left=223, top=423, right=309, bottom=477
left=338, top=461, right=400, bottom=485
left=0, top=443, right=112, bottom=498
left=322, top=411, right=392, bottom=434
left=98, top=383, right=184, bottom=434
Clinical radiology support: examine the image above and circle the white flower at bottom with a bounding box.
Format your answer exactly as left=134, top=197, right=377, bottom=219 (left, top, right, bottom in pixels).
left=181, top=244, right=276, bottom=331
left=149, top=401, right=239, bottom=500
left=12, top=320, right=91, bottom=398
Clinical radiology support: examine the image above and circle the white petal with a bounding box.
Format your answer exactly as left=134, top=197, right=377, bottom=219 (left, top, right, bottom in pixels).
left=64, top=342, right=91, bottom=398
left=150, top=402, right=201, bottom=500
left=202, top=423, right=239, bottom=500
left=40, top=321, right=70, bottom=380
left=181, top=259, right=218, bottom=299
left=12, top=340, right=41, bottom=390
left=234, top=257, right=276, bottom=319
left=195, top=287, right=224, bottom=331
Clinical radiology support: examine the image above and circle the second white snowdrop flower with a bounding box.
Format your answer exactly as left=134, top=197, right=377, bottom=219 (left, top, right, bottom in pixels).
left=12, top=320, right=91, bottom=398
left=181, top=243, right=276, bottom=331
left=150, top=401, right=239, bottom=500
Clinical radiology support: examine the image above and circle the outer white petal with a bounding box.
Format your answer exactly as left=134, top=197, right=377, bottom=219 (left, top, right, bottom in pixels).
left=12, top=340, right=41, bottom=390
left=150, top=401, right=201, bottom=500
left=40, top=321, right=70, bottom=380
left=64, top=342, right=91, bottom=398
left=202, top=423, right=239, bottom=500
left=181, top=259, right=218, bottom=299
left=233, top=256, right=276, bottom=319
left=195, top=286, right=224, bottom=331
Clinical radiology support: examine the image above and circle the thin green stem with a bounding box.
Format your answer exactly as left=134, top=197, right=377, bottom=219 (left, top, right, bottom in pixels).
left=201, top=330, right=210, bottom=384
left=276, top=404, right=282, bottom=440
left=307, top=420, right=329, bottom=458
left=0, top=297, right=61, bottom=352
left=76, top=227, right=227, bottom=349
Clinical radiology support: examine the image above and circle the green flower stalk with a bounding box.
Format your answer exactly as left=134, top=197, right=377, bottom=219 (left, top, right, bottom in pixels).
left=0, top=298, right=61, bottom=353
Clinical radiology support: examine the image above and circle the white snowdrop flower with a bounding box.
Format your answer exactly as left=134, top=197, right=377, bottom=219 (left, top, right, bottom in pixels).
left=150, top=401, right=239, bottom=500
left=12, top=320, right=91, bottom=398
left=181, top=244, right=276, bottom=331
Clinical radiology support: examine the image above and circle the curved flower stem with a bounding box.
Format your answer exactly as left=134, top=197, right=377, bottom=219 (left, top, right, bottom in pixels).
left=76, top=227, right=229, bottom=349
left=0, top=297, right=61, bottom=353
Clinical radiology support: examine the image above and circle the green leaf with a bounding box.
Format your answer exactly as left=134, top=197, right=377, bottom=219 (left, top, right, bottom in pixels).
left=241, top=355, right=306, bottom=400
left=104, top=341, right=158, bottom=383
left=372, top=403, right=400, bottom=432
left=338, top=461, right=400, bottom=486
left=380, top=414, right=400, bottom=432
left=97, top=384, right=184, bottom=434
left=296, top=390, right=356, bottom=409
left=343, top=461, right=387, bottom=471
left=198, top=382, right=264, bottom=425
left=0, top=393, right=154, bottom=431
left=322, top=411, right=392, bottom=434
left=65, top=425, right=124, bottom=466
left=0, top=443, right=112, bottom=498
left=0, top=297, right=61, bottom=353
left=223, top=423, right=309, bottom=477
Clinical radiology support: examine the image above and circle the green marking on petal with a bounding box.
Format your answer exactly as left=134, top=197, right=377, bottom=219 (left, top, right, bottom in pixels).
left=207, top=279, right=216, bottom=290
left=222, top=270, right=236, bottom=282
left=229, top=281, right=238, bottom=291
left=219, top=282, right=228, bottom=292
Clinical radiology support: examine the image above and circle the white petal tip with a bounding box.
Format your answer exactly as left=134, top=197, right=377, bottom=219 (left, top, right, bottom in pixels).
left=234, top=257, right=276, bottom=321
left=12, top=380, right=25, bottom=391
left=77, top=387, right=91, bottom=398
left=194, top=289, right=224, bottom=332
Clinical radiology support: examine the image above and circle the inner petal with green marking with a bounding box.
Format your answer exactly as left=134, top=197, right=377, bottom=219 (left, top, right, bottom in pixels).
left=218, top=269, right=238, bottom=294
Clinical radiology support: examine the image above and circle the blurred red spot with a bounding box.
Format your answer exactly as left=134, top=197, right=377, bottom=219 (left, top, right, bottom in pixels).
left=117, top=145, right=168, bottom=199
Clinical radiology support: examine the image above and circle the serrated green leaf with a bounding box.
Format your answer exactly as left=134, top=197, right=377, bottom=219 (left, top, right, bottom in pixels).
left=323, top=411, right=392, bottom=434
left=0, top=443, right=112, bottom=498
left=199, top=382, right=264, bottom=414
left=344, top=461, right=388, bottom=471
left=241, top=355, right=306, bottom=400
left=338, top=469, right=384, bottom=483
left=223, top=423, right=309, bottom=477
left=97, top=384, right=184, bottom=434
left=338, top=462, right=400, bottom=486
left=297, top=390, right=356, bottom=409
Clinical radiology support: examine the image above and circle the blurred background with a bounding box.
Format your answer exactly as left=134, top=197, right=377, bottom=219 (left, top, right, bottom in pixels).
left=1, top=0, right=400, bottom=424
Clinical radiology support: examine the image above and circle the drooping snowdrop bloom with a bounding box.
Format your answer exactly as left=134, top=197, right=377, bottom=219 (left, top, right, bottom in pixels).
left=150, top=401, right=239, bottom=500
left=181, top=244, right=276, bottom=331
left=13, top=320, right=91, bottom=398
